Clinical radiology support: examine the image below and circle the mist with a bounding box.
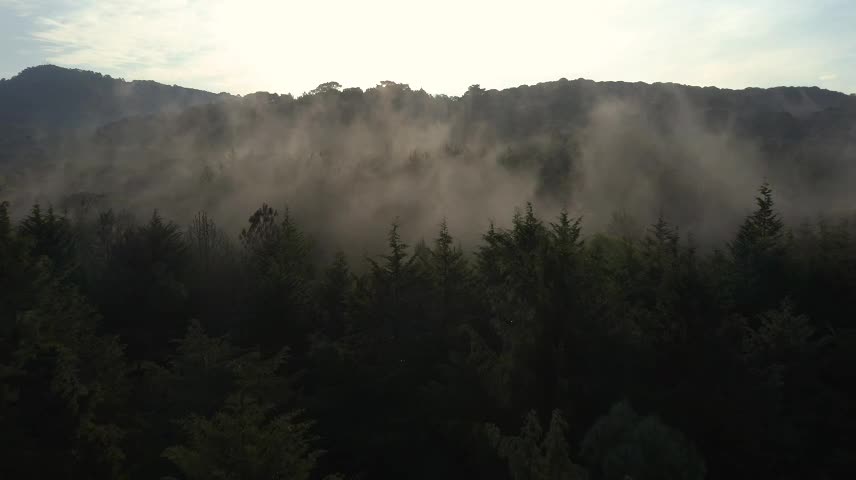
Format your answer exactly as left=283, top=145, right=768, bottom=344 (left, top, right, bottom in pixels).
left=4, top=76, right=856, bottom=258
left=5, top=61, right=856, bottom=480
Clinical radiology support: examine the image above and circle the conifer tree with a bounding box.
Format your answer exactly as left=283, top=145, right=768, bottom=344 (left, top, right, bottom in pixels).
left=18, top=203, right=77, bottom=275
left=486, top=409, right=587, bottom=480
left=316, top=251, right=354, bottom=339
left=730, top=182, right=785, bottom=266
left=239, top=204, right=314, bottom=351
left=429, top=219, right=470, bottom=327
left=729, top=182, right=788, bottom=314
left=549, top=209, right=583, bottom=259
left=98, top=211, right=189, bottom=359
left=164, top=399, right=323, bottom=480
left=581, top=401, right=705, bottom=480
left=0, top=266, right=128, bottom=478
left=162, top=323, right=320, bottom=480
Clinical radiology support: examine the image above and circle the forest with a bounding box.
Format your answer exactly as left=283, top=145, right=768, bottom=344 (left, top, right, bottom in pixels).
left=2, top=65, right=856, bottom=479
left=4, top=66, right=856, bottom=253
left=2, top=181, right=855, bottom=480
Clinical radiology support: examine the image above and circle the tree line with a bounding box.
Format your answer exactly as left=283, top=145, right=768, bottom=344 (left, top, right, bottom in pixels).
left=1, top=183, right=854, bottom=479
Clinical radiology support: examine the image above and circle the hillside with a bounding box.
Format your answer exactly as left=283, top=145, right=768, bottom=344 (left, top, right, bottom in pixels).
left=66, top=79, right=856, bottom=245
left=0, top=65, right=232, bottom=130
left=2, top=70, right=856, bottom=251
left=3, top=68, right=856, bottom=480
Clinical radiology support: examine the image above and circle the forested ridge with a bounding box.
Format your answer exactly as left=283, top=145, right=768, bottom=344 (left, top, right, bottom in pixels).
left=0, top=65, right=230, bottom=129
left=3, top=65, right=856, bottom=479
left=2, top=182, right=855, bottom=479
left=4, top=66, right=856, bottom=255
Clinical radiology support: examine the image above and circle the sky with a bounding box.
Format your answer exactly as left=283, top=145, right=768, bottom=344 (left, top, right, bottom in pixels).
left=1, top=0, right=854, bottom=96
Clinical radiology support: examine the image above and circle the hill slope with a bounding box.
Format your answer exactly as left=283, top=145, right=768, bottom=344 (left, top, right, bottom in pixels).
left=3, top=73, right=856, bottom=252
left=0, top=65, right=232, bottom=130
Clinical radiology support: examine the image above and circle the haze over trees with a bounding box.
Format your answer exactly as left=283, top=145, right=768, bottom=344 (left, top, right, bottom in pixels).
left=3, top=65, right=856, bottom=252
left=1, top=66, right=856, bottom=479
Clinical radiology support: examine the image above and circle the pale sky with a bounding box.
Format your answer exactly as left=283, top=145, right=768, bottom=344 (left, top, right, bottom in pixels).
left=1, top=0, right=854, bottom=96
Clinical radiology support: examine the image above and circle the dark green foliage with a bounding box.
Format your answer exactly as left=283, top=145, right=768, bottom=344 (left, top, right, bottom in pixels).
left=0, top=237, right=127, bottom=478
left=163, top=398, right=322, bottom=480
left=97, top=211, right=189, bottom=359
left=728, top=183, right=788, bottom=313
left=186, top=211, right=232, bottom=272
left=362, top=221, right=430, bottom=343
left=160, top=324, right=319, bottom=480
left=426, top=219, right=473, bottom=329
left=316, top=251, right=354, bottom=339
left=184, top=212, right=240, bottom=336
left=0, top=201, right=38, bottom=323
left=239, top=204, right=315, bottom=350
left=730, top=183, right=785, bottom=264
left=487, top=409, right=587, bottom=480
left=18, top=203, right=77, bottom=274
left=2, top=182, right=855, bottom=480
left=581, top=402, right=706, bottom=480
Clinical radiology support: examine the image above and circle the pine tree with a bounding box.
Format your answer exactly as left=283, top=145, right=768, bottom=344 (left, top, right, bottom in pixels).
left=0, top=274, right=128, bottom=479
left=317, top=251, right=354, bottom=339
left=635, top=215, right=683, bottom=341
left=550, top=209, right=583, bottom=259
left=429, top=219, right=470, bottom=327
left=18, top=203, right=77, bottom=275
left=373, top=220, right=409, bottom=281
left=731, top=182, right=785, bottom=266
left=239, top=203, right=280, bottom=257
left=546, top=209, right=584, bottom=309
left=186, top=211, right=231, bottom=274
left=98, top=211, right=189, bottom=359
left=486, top=409, right=587, bottom=480
left=365, top=221, right=417, bottom=340
left=184, top=211, right=238, bottom=335
left=0, top=201, right=38, bottom=324
left=147, top=320, right=241, bottom=416
left=162, top=324, right=319, bottom=480
left=238, top=204, right=314, bottom=351
left=164, top=399, right=323, bottom=480
left=644, top=214, right=679, bottom=260
left=729, top=182, right=788, bottom=314
left=0, top=200, right=10, bottom=239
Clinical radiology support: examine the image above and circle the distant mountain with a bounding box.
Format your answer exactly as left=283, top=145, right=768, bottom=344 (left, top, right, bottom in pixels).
left=90, top=78, right=856, bottom=168
left=0, top=65, right=232, bottom=130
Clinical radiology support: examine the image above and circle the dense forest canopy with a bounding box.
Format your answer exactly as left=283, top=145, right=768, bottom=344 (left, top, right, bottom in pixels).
left=2, top=188, right=856, bottom=480
left=1, top=65, right=856, bottom=480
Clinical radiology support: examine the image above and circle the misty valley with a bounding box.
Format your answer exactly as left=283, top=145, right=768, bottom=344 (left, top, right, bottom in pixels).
left=1, top=65, right=856, bottom=480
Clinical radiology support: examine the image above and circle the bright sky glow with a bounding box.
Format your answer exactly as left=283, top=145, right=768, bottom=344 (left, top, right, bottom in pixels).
left=1, top=0, right=854, bottom=95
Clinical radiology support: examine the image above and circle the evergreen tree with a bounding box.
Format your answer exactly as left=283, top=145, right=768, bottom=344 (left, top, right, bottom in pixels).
left=18, top=203, right=77, bottom=275
left=486, top=409, right=587, bottom=480
left=239, top=204, right=314, bottom=351
left=161, top=324, right=319, bottom=480
left=428, top=219, right=471, bottom=328
left=1, top=190, right=855, bottom=480
left=164, top=398, right=323, bottom=480
left=364, top=221, right=422, bottom=341
left=581, top=402, right=705, bottom=480
left=729, top=182, right=788, bottom=314
left=185, top=212, right=239, bottom=335
left=0, top=267, right=128, bottom=479
left=98, top=211, right=189, bottom=359
left=730, top=183, right=785, bottom=267
left=316, top=251, right=354, bottom=340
